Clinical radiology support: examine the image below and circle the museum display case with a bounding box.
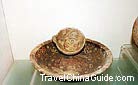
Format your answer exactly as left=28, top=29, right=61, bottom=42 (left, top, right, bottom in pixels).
left=0, top=0, right=138, bottom=85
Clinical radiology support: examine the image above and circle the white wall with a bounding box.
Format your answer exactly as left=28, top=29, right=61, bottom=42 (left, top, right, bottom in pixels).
left=0, top=0, right=13, bottom=83
left=2, top=0, right=138, bottom=60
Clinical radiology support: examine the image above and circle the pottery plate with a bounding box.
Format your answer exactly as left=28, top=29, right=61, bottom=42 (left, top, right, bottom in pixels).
left=30, top=39, right=113, bottom=79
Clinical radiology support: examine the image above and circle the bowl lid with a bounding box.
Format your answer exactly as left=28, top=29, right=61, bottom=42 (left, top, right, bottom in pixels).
left=52, top=28, right=85, bottom=55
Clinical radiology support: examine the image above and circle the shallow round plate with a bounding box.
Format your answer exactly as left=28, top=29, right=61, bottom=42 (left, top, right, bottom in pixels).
left=30, top=39, right=113, bottom=79
left=52, top=28, right=85, bottom=55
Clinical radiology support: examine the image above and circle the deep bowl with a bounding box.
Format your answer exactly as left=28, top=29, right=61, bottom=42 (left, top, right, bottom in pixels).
left=52, top=28, right=85, bottom=55
left=132, top=17, right=138, bottom=47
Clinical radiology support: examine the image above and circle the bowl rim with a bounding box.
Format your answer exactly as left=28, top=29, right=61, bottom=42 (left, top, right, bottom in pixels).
left=30, top=38, right=113, bottom=79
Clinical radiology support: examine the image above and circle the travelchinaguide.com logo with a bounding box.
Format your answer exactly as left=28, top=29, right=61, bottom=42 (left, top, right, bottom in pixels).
left=40, top=73, right=135, bottom=82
